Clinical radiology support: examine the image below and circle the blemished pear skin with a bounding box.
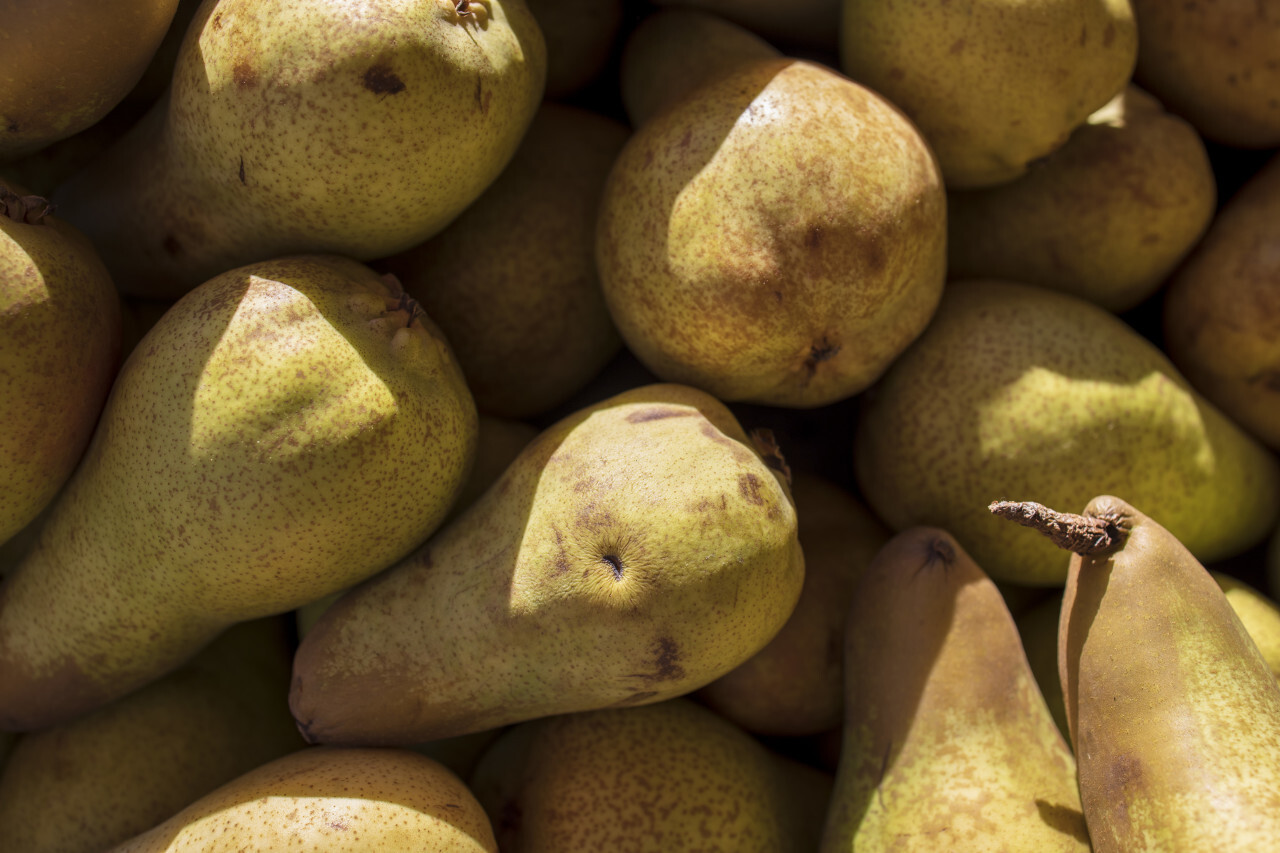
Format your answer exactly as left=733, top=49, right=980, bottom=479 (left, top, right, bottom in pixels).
left=1163, top=152, right=1280, bottom=450
left=108, top=746, right=498, bottom=852
left=820, top=527, right=1089, bottom=852
left=468, top=698, right=828, bottom=852
left=994, top=497, right=1280, bottom=851
left=696, top=471, right=891, bottom=736
left=947, top=85, right=1217, bottom=313
left=0, top=617, right=305, bottom=853
left=0, top=184, right=122, bottom=546
left=1130, top=0, right=1280, bottom=147
left=853, top=279, right=1280, bottom=586
left=289, top=383, right=804, bottom=746
left=0, top=0, right=181, bottom=159
left=52, top=0, right=546, bottom=299
left=840, top=0, right=1137, bottom=189
left=378, top=102, right=628, bottom=420
left=0, top=255, right=477, bottom=732
left=597, top=57, right=946, bottom=408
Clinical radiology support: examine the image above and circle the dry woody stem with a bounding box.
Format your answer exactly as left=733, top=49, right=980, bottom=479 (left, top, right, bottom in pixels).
left=988, top=500, right=1120, bottom=555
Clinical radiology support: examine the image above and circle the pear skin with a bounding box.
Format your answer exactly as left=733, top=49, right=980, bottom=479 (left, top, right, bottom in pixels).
left=0, top=255, right=477, bottom=731
left=1014, top=591, right=1071, bottom=743
left=1214, top=572, right=1280, bottom=684
left=820, top=527, right=1088, bottom=852
left=108, top=746, right=497, bottom=852
left=290, top=383, right=803, bottom=745
left=1045, top=496, right=1280, bottom=851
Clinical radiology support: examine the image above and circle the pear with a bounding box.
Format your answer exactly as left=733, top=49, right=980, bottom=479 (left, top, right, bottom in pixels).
left=52, top=0, right=546, bottom=299
left=996, top=496, right=1280, bottom=851
left=108, top=746, right=497, bottom=852
left=1163, top=152, right=1280, bottom=450
left=0, top=182, right=122, bottom=546
left=696, top=471, right=890, bottom=736
left=1014, top=591, right=1072, bottom=743
left=854, top=279, right=1280, bottom=585
left=0, top=0, right=181, bottom=159
left=597, top=56, right=946, bottom=408
left=468, top=698, right=830, bottom=852
left=1130, top=1, right=1280, bottom=147
left=1270, top=527, right=1280, bottom=601
left=0, top=255, right=477, bottom=731
left=1214, top=572, right=1280, bottom=685
left=378, top=102, right=627, bottom=419
left=618, top=7, right=782, bottom=127
left=290, top=383, right=803, bottom=745
left=841, top=0, right=1137, bottom=188
left=820, top=527, right=1088, bottom=852
left=0, top=617, right=304, bottom=853
left=947, top=85, right=1217, bottom=312
left=651, top=0, right=841, bottom=52
left=527, top=0, right=623, bottom=98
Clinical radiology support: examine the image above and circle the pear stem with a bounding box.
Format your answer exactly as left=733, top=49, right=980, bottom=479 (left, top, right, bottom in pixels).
left=0, top=187, right=54, bottom=224
left=988, top=500, right=1121, bottom=555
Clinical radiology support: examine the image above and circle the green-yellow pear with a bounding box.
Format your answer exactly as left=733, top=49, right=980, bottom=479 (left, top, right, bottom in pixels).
left=469, top=698, right=830, bottom=852
left=820, top=527, right=1088, bottom=852
left=597, top=57, right=946, bottom=408
left=1130, top=0, right=1280, bottom=147
left=290, top=383, right=804, bottom=745
left=108, top=746, right=498, bottom=852
left=526, top=0, right=623, bottom=98
left=379, top=102, right=627, bottom=419
left=653, top=0, right=841, bottom=52
left=696, top=471, right=890, bottom=736
left=53, top=0, right=546, bottom=299
left=0, top=255, right=477, bottom=732
left=618, top=7, right=782, bottom=128
left=854, top=279, right=1280, bottom=585
left=841, top=0, right=1137, bottom=188
left=998, top=496, right=1280, bottom=851
left=947, top=85, right=1217, bottom=312
left=0, top=182, right=122, bottom=546
left=1163, top=152, right=1280, bottom=450
left=1214, top=572, right=1280, bottom=685
left=0, top=617, right=304, bottom=853
left=0, top=0, right=181, bottom=159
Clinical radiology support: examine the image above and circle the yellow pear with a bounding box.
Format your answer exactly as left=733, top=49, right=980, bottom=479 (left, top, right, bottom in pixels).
left=1214, top=572, right=1280, bottom=684
left=290, top=383, right=803, bottom=745
left=0, top=255, right=476, bottom=731
left=108, top=746, right=497, bottom=852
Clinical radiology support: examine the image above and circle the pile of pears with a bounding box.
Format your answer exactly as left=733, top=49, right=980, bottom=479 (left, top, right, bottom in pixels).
left=3, top=0, right=1280, bottom=850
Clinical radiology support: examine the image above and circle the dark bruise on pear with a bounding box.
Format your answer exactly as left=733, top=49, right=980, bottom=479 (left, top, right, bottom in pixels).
left=989, top=500, right=1127, bottom=556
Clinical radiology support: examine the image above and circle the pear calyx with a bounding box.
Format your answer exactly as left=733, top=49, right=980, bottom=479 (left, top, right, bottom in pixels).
left=988, top=499, right=1125, bottom=555
left=749, top=428, right=792, bottom=487
left=0, top=187, right=54, bottom=224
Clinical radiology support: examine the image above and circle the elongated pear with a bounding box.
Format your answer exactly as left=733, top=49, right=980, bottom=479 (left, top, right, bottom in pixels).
left=821, top=527, right=1088, bottom=852
left=0, top=255, right=476, bottom=731
left=995, top=497, right=1280, bottom=851
left=290, top=383, right=803, bottom=745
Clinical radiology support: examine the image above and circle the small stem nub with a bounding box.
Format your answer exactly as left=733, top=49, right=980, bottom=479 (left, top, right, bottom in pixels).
left=1, top=187, right=55, bottom=224
left=749, top=428, right=792, bottom=487
left=988, top=500, right=1120, bottom=555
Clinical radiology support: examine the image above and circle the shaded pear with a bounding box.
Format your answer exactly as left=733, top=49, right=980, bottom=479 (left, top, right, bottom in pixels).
left=696, top=471, right=890, bottom=736
left=840, top=0, right=1137, bottom=188
left=290, top=383, right=803, bottom=745
left=0, top=617, right=304, bottom=853
left=109, top=746, right=497, bottom=852
left=1214, top=572, right=1280, bottom=685
left=1163, top=152, right=1280, bottom=450
left=468, top=698, right=830, bottom=852
left=1014, top=591, right=1071, bottom=742
left=998, top=497, right=1280, bottom=851
left=947, top=85, right=1216, bottom=312
left=652, top=0, right=840, bottom=52
left=0, top=183, right=122, bottom=546
left=1270, top=527, right=1280, bottom=601
left=0, top=255, right=477, bottom=731
left=854, top=279, right=1280, bottom=585
left=378, top=102, right=628, bottom=419
left=821, top=527, right=1088, bottom=851
left=526, top=0, right=623, bottom=98
left=597, top=57, right=946, bottom=407
left=53, top=0, right=546, bottom=298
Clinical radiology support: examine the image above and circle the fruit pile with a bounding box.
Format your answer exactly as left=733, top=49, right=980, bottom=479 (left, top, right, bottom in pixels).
left=2, top=0, right=1279, bottom=850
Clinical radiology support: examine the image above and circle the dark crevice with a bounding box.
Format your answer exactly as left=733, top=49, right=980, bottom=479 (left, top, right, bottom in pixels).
left=601, top=554, right=623, bottom=580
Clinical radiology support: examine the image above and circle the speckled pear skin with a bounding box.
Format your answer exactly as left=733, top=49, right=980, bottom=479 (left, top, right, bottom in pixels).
left=840, top=0, right=1137, bottom=189
left=0, top=254, right=478, bottom=732
left=1059, top=497, right=1280, bottom=852
left=854, top=279, right=1280, bottom=586
left=468, top=698, right=824, bottom=852
left=108, top=746, right=498, bottom=852
left=52, top=0, right=546, bottom=299
left=0, top=181, right=122, bottom=545
left=290, top=383, right=803, bottom=745
left=820, top=528, right=1089, bottom=853
left=597, top=57, right=946, bottom=408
